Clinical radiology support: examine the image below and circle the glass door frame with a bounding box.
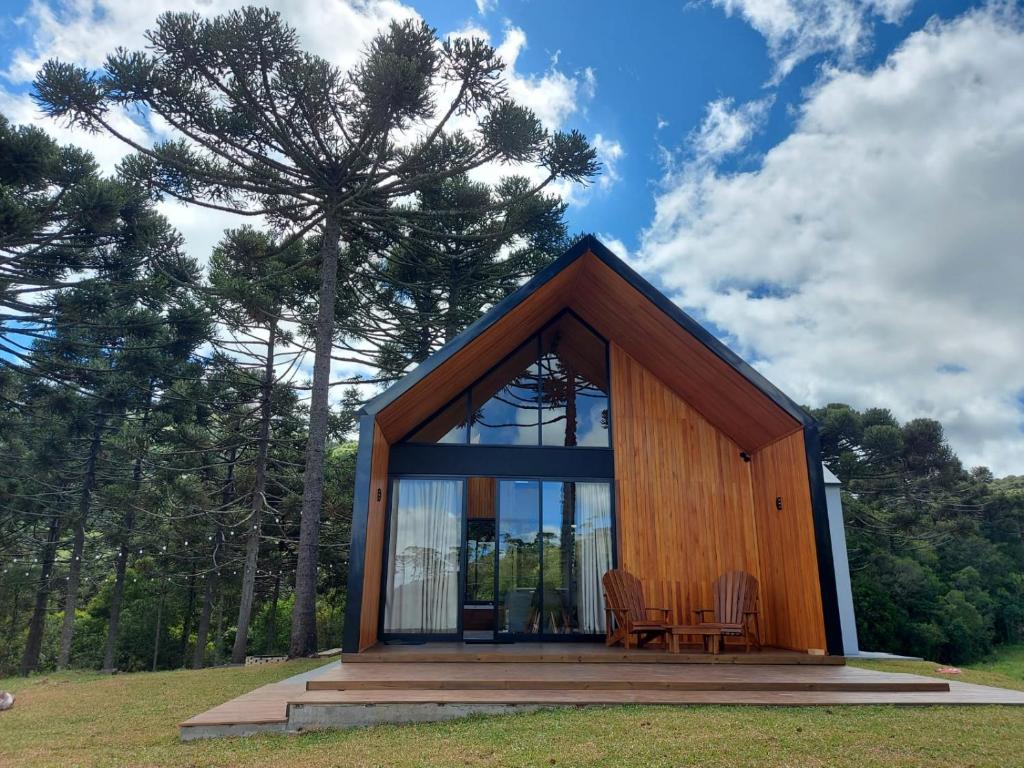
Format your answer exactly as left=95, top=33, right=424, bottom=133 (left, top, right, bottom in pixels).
left=377, top=475, right=469, bottom=644
left=494, top=476, right=618, bottom=642
left=378, top=472, right=618, bottom=644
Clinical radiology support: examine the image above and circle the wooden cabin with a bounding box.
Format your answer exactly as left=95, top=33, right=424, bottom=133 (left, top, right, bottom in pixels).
left=342, top=235, right=843, bottom=657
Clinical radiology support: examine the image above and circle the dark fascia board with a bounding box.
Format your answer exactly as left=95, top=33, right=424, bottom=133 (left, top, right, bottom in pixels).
left=342, top=414, right=377, bottom=653
left=361, top=234, right=814, bottom=431
left=803, top=423, right=845, bottom=656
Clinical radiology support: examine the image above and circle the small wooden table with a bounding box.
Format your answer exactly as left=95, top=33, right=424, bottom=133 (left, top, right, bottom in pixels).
left=668, top=625, right=721, bottom=655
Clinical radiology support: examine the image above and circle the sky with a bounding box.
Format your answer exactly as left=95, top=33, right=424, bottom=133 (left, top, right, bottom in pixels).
left=1, top=0, right=1023, bottom=475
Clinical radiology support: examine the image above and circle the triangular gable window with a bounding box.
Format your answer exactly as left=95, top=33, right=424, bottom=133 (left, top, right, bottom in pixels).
left=403, top=312, right=610, bottom=447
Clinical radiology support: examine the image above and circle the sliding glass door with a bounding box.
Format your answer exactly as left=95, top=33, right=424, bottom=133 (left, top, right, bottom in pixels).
left=382, top=478, right=463, bottom=636
left=497, top=479, right=613, bottom=637
left=381, top=475, right=614, bottom=641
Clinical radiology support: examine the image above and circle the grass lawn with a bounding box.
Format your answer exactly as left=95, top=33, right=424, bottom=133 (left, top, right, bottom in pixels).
left=0, top=652, right=1022, bottom=768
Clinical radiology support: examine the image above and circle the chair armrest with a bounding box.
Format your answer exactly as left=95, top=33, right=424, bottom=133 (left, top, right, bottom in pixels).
left=743, top=610, right=759, bottom=616
left=693, top=609, right=714, bottom=622
left=645, top=607, right=670, bottom=616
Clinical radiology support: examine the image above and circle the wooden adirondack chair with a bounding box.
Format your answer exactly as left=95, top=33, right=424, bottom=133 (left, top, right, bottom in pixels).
left=602, top=569, right=670, bottom=649
left=694, top=571, right=761, bottom=652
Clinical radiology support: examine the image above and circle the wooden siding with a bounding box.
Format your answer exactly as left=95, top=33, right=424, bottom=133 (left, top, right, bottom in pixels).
left=358, top=422, right=390, bottom=651
left=573, top=253, right=799, bottom=451
left=610, top=345, right=765, bottom=636
left=467, top=477, right=496, bottom=520
left=750, top=430, right=827, bottom=652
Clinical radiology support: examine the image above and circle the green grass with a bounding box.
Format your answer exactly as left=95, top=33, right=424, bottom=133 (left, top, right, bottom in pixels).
left=849, top=645, right=1024, bottom=692
left=0, top=651, right=1022, bottom=768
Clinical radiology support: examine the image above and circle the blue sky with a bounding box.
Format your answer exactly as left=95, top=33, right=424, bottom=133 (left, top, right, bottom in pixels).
left=2, top=1, right=1023, bottom=474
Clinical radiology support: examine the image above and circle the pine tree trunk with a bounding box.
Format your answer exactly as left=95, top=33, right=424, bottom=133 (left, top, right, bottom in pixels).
left=196, top=446, right=235, bottom=668
left=6, top=591, right=20, bottom=649
left=232, top=318, right=277, bottom=664
left=265, top=571, right=281, bottom=653
left=102, top=391, right=152, bottom=671
left=290, top=216, right=341, bottom=658
left=151, top=583, right=165, bottom=672
left=179, top=572, right=196, bottom=665
left=19, top=512, right=62, bottom=675
left=192, top=526, right=223, bottom=669
left=213, top=590, right=225, bottom=664
left=58, top=411, right=105, bottom=669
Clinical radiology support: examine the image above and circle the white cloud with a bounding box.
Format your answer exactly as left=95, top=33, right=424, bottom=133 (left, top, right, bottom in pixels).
left=475, top=0, right=498, bottom=16
left=4, top=0, right=417, bottom=83
left=710, top=0, right=915, bottom=79
left=593, top=134, right=624, bottom=189
left=494, top=25, right=596, bottom=130
left=690, top=96, right=774, bottom=161
left=638, top=7, right=1024, bottom=474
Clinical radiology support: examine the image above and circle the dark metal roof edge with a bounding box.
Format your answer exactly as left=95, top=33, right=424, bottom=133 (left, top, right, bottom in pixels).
left=361, top=234, right=814, bottom=430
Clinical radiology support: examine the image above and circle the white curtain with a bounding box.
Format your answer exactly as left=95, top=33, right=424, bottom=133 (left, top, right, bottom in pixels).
left=383, top=479, right=463, bottom=633
left=574, top=482, right=613, bottom=633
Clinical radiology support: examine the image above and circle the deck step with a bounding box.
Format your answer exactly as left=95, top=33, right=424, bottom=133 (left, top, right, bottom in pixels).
left=306, top=662, right=948, bottom=694
left=342, top=645, right=844, bottom=665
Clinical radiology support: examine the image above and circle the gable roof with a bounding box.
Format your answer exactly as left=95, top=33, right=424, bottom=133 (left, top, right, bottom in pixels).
left=362, top=235, right=814, bottom=450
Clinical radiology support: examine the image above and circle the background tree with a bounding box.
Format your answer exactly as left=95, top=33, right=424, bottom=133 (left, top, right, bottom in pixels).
left=813, top=403, right=1024, bottom=663
left=207, top=227, right=313, bottom=663
left=366, top=175, right=570, bottom=379
left=34, top=7, right=599, bottom=655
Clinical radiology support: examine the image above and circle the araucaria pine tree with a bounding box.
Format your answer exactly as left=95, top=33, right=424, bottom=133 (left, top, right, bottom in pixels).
left=34, top=7, right=599, bottom=655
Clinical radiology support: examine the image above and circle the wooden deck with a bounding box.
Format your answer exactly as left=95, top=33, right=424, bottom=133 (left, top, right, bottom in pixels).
left=341, top=641, right=843, bottom=665
left=179, top=650, right=1024, bottom=739
left=307, top=662, right=946, bottom=692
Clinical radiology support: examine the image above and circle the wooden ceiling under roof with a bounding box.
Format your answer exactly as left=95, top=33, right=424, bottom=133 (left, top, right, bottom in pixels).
left=374, top=249, right=802, bottom=452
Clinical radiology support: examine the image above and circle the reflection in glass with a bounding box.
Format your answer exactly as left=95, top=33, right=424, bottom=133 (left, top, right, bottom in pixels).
left=470, top=343, right=540, bottom=445
left=497, top=480, right=541, bottom=633
left=539, top=315, right=609, bottom=447
left=496, top=479, right=613, bottom=636
left=383, top=478, right=463, bottom=633
left=406, top=395, right=468, bottom=444
left=465, top=518, right=495, bottom=602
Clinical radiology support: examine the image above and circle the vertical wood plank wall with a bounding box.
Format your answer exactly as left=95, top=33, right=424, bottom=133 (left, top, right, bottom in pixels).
left=610, top=344, right=764, bottom=633
left=750, top=431, right=827, bottom=651
left=468, top=477, right=497, bottom=520
left=610, top=344, right=827, bottom=651
left=358, top=422, right=390, bottom=651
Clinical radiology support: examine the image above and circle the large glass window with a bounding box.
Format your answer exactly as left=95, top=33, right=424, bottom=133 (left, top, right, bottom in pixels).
left=497, top=480, right=541, bottom=633
left=403, top=312, right=610, bottom=447
left=470, top=343, right=540, bottom=445
left=539, top=314, right=610, bottom=447
left=496, top=479, right=613, bottom=636
left=382, top=478, right=463, bottom=634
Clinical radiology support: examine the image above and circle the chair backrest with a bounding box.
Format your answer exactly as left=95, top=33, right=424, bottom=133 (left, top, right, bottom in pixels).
left=712, top=571, right=758, bottom=625
left=602, top=569, right=647, bottom=623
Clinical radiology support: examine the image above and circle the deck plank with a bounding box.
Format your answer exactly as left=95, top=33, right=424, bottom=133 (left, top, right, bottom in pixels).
left=342, top=642, right=843, bottom=665
left=181, top=681, right=305, bottom=727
